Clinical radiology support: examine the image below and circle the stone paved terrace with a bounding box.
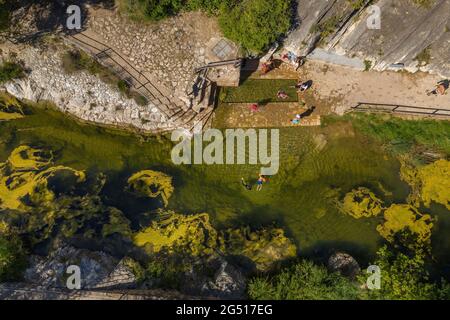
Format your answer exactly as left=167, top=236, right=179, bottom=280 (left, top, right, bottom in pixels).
left=86, top=7, right=239, bottom=103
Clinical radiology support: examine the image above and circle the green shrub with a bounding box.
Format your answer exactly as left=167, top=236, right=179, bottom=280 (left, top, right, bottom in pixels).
left=117, top=79, right=131, bottom=95
left=219, top=0, right=292, bottom=53
left=0, top=235, right=27, bottom=282
left=0, top=61, right=25, bottom=84
left=133, top=94, right=148, bottom=106
left=364, top=59, right=372, bottom=71
left=117, top=0, right=293, bottom=53
left=62, top=50, right=103, bottom=75
left=118, top=0, right=184, bottom=21
left=248, top=260, right=359, bottom=300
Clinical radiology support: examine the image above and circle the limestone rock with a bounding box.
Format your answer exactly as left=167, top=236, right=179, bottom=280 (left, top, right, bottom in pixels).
left=201, top=261, right=246, bottom=299
left=24, top=245, right=138, bottom=290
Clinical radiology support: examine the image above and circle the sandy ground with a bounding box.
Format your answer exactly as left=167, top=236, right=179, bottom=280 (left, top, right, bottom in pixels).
left=300, top=61, right=450, bottom=115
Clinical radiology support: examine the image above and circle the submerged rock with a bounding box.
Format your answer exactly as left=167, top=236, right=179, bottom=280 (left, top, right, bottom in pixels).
left=341, top=187, right=384, bottom=219
left=0, top=146, right=132, bottom=245
left=223, top=227, right=297, bottom=272
left=126, top=170, right=174, bottom=207
left=133, top=211, right=219, bottom=256
left=133, top=211, right=297, bottom=272
left=376, top=204, right=433, bottom=249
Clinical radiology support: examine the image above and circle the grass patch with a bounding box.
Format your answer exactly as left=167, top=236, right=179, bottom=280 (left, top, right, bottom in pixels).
left=0, top=61, right=25, bottom=84
left=220, top=79, right=298, bottom=104
left=336, top=113, right=450, bottom=156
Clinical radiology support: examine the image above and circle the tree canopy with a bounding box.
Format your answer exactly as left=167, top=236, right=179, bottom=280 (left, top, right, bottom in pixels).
left=118, top=0, right=293, bottom=53
left=219, top=0, right=292, bottom=53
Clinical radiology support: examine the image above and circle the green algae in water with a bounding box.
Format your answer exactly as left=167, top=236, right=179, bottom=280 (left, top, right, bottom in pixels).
left=0, top=99, right=428, bottom=264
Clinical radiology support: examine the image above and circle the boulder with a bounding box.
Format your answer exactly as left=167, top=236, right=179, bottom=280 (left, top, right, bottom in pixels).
left=327, top=252, right=361, bottom=279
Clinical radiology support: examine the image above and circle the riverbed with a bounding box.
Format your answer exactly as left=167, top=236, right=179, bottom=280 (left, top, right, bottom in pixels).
left=1, top=102, right=449, bottom=266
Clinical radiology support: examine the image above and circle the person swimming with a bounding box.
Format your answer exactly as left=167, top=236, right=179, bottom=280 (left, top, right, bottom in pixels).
left=256, top=174, right=266, bottom=191
left=241, top=178, right=252, bottom=190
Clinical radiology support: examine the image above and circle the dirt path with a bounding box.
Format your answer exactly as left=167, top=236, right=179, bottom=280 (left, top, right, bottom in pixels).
left=299, top=60, right=450, bottom=115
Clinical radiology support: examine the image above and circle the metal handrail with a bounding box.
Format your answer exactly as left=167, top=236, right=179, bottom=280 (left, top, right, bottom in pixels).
left=66, top=32, right=173, bottom=119
left=349, top=102, right=450, bottom=118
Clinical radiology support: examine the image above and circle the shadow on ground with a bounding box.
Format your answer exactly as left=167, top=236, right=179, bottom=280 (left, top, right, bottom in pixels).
left=5, top=0, right=114, bottom=39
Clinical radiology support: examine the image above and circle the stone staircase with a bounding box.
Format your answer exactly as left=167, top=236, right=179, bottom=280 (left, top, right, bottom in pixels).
left=65, top=31, right=214, bottom=133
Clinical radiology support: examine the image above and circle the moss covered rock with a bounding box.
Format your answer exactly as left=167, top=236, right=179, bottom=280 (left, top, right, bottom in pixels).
left=133, top=211, right=297, bottom=271
left=127, top=170, right=174, bottom=207
left=133, top=210, right=219, bottom=256
left=341, top=187, right=384, bottom=219
left=376, top=204, right=433, bottom=248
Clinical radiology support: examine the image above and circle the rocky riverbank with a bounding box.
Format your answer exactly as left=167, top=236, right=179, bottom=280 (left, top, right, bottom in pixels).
left=0, top=40, right=175, bottom=132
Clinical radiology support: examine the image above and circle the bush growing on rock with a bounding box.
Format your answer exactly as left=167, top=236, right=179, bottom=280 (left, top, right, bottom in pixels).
left=117, top=0, right=184, bottom=21
left=0, top=61, right=25, bottom=84
left=0, top=0, right=12, bottom=31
